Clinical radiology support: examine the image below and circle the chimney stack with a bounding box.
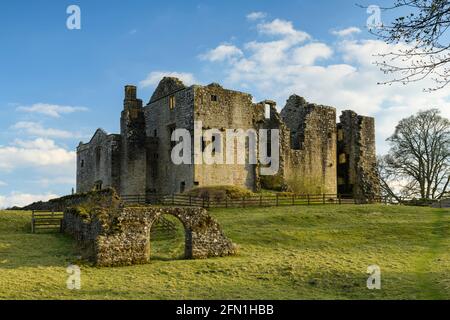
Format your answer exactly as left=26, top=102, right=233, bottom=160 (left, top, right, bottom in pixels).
left=124, top=85, right=137, bottom=101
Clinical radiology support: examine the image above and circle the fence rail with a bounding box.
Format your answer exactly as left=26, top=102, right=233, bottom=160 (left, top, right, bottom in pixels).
left=31, top=210, right=64, bottom=233
left=121, top=193, right=388, bottom=209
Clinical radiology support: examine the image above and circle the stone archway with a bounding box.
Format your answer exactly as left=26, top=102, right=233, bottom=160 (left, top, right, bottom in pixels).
left=64, top=206, right=237, bottom=267
left=149, top=214, right=189, bottom=261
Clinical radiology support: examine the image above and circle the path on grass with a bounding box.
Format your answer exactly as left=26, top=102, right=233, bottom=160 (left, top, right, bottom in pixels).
left=415, top=209, right=449, bottom=299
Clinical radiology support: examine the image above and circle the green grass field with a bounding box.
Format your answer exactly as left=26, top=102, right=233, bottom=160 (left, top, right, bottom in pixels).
left=0, top=205, right=449, bottom=300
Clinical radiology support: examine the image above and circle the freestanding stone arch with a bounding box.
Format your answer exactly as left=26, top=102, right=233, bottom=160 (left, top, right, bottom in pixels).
left=63, top=206, right=236, bottom=267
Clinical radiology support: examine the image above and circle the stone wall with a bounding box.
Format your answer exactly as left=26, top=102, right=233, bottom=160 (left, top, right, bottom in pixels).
left=281, top=95, right=337, bottom=194
left=337, top=111, right=380, bottom=202
left=22, top=188, right=122, bottom=212
left=120, top=86, right=148, bottom=196
left=258, top=102, right=291, bottom=191
left=194, top=83, right=258, bottom=191
left=144, top=78, right=195, bottom=195
left=76, top=129, right=121, bottom=193
left=62, top=205, right=236, bottom=267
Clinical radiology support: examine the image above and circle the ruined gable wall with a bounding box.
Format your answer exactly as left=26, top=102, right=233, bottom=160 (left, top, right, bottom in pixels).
left=193, top=84, right=258, bottom=191
left=144, top=86, right=195, bottom=195
left=281, top=96, right=337, bottom=194
left=76, top=131, right=121, bottom=193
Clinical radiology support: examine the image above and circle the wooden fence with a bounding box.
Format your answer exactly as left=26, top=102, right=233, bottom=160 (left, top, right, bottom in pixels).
left=121, top=193, right=385, bottom=209
left=31, top=210, right=64, bottom=233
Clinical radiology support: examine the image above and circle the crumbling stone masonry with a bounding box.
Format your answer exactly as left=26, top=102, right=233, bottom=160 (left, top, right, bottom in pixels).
left=63, top=205, right=237, bottom=267
left=21, top=188, right=122, bottom=212
left=77, top=77, right=380, bottom=202
left=337, top=111, right=380, bottom=202
left=280, top=95, right=337, bottom=194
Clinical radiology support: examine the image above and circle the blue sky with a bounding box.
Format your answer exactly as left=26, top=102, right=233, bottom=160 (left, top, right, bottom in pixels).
left=1, top=0, right=449, bottom=207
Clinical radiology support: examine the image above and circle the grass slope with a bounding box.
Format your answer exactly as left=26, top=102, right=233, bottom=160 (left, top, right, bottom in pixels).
left=0, top=205, right=449, bottom=300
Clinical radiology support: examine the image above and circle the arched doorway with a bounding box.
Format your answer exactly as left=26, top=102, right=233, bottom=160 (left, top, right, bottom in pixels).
left=149, top=214, right=187, bottom=261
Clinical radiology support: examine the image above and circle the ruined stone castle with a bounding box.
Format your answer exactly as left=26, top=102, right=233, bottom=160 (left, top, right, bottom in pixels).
left=76, top=77, right=380, bottom=201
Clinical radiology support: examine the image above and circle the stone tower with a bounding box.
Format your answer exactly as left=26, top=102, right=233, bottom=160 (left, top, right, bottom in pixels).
left=337, top=110, right=380, bottom=202
left=120, top=85, right=147, bottom=195
left=280, top=95, right=337, bottom=195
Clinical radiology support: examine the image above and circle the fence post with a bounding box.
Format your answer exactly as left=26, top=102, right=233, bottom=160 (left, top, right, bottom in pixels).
left=307, top=194, right=310, bottom=206
left=189, top=196, right=192, bottom=207
left=338, top=194, right=341, bottom=205
left=243, top=197, right=246, bottom=208
left=208, top=196, right=210, bottom=209
left=260, top=195, right=263, bottom=207
left=292, top=195, right=295, bottom=206
left=276, top=194, right=279, bottom=206
left=31, top=211, right=35, bottom=234
left=172, top=194, right=175, bottom=206
left=202, top=197, right=205, bottom=208
left=323, top=194, right=325, bottom=205
left=225, top=196, right=228, bottom=208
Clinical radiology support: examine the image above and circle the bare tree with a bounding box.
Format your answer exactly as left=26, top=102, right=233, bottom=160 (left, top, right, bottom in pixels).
left=380, top=109, right=450, bottom=200
left=373, top=0, right=450, bottom=90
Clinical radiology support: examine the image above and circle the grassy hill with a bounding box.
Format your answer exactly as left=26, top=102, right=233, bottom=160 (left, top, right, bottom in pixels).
left=0, top=205, right=449, bottom=300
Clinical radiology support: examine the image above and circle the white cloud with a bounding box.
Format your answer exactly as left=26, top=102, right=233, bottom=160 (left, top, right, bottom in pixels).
left=0, top=181, right=7, bottom=187
left=0, top=138, right=76, bottom=171
left=200, top=16, right=450, bottom=155
left=332, top=27, right=362, bottom=37
left=17, top=103, right=88, bottom=118
left=291, top=43, right=333, bottom=66
left=0, top=192, right=59, bottom=209
left=200, top=44, right=243, bottom=62
left=257, top=19, right=310, bottom=44
left=140, top=71, right=197, bottom=88
left=246, top=12, right=267, bottom=21
left=12, top=121, right=80, bottom=139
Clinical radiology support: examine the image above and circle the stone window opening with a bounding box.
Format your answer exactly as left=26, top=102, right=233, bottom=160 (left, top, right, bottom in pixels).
left=337, top=129, right=344, bottom=142
left=95, top=147, right=102, bottom=170
left=265, top=104, right=271, bottom=119
left=211, top=134, right=222, bottom=155
left=339, top=153, right=347, bottom=164
left=266, top=131, right=272, bottom=158
left=80, top=159, right=85, bottom=168
left=180, top=181, right=186, bottom=193
left=169, top=95, right=176, bottom=110
left=211, top=95, right=218, bottom=102
left=154, top=129, right=158, bottom=137
left=94, top=180, right=103, bottom=191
